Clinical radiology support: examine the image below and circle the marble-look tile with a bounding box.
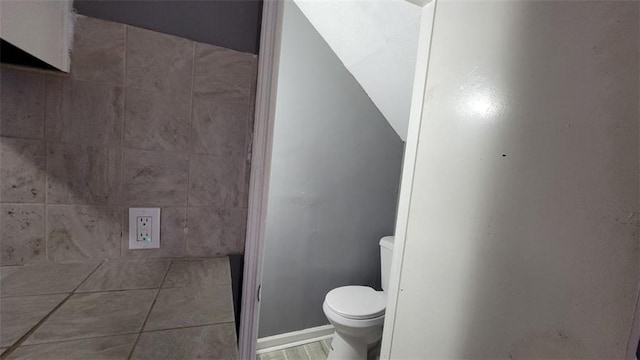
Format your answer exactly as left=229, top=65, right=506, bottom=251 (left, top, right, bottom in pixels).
left=131, top=324, right=237, bottom=360
left=77, top=259, right=170, bottom=292
left=125, top=26, right=194, bottom=95
left=188, top=155, right=243, bottom=207
left=305, top=341, right=328, bottom=360
left=25, top=289, right=157, bottom=345
left=0, top=137, right=45, bottom=203
left=122, top=149, right=188, bottom=206
left=71, top=15, right=125, bottom=85
left=47, top=142, right=122, bottom=205
left=47, top=205, right=121, bottom=262
left=122, top=207, right=186, bottom=259
left=0, top=67, right=45, bottom=139
left=194, top=42, right=258, bottom=105
left=162, top=258, right=231, bottom=288
left=186, top=207, right=247, bottom=256
left=191, top=98, right=249, bottom=156
left=45, top=77, right=123, bottom=146
left=0, top=294, right=67, bottom=347
left=284, top=345, right=310, bottom=360
left=144, top=284, right=233, bottom=331
left=124, top=87, right=190, bottom=151
left=1, top=205, right=45, bottom=265
left=7, top=334, right=137, bottom=360
left=0, top=262, right=98, bottom=297
left=258, top=350, right=287, bottom=360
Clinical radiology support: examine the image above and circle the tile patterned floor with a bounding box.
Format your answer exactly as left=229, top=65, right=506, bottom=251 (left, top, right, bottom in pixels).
left=0, top=257, right=237, bottom=359
left=257, top=339, right=332, bottom=360
left=258, top=338, right=381, bottom=360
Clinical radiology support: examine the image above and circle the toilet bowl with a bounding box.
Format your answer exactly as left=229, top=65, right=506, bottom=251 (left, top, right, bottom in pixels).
left=323, top=236, right=394, bottom=360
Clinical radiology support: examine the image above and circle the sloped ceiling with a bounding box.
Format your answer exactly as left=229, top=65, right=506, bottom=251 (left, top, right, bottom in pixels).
left=293, top=0, right=422, bottom=141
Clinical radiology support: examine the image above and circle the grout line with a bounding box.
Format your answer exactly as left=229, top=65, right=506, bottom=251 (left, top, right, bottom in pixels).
left=71, top=261, right=105, bottom=293
left=0, top=261, right=103, bottom=359
left=126, top=260, right=173, bottom=360
left=0, top=292, right=74, bottom=359
left=138, top=321, right=236, bottom=335
left=71, top=286, right=165, bottom=295
left=42, top=74, right=49, bottom=262
left=120, top=25, right=128, bottom=260
left=184, top=40, right=197, bottom=256
left=3, top=331, right=140, bottom=349
left=123, top=24, right=127, bottom=89
left=158, top=259, right=174, bottom=289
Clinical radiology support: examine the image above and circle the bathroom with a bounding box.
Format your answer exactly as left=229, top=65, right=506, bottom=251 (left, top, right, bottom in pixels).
left=0, top=0, right=403, bottom=357
left=2, top=0, right=640, bottom=359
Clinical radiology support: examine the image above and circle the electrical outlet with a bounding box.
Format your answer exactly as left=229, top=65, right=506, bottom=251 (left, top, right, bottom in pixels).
left=137, top=216, right=152, bottom=242
left=129, top=208, right=160, bottom=250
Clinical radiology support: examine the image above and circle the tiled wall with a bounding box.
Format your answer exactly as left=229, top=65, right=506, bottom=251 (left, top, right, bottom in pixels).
left=0, top=16, right=257, bottom=265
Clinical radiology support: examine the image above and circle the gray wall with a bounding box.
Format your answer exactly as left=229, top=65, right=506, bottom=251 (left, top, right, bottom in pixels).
left=258, top=2, right=404, bottom=337
left=73, top=0, right=262, bottom=54
left=0, top=16, right=256, bottom=264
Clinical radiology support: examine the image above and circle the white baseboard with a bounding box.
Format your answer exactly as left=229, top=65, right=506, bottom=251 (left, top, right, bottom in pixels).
left=256, top=325, right=335, bottom=354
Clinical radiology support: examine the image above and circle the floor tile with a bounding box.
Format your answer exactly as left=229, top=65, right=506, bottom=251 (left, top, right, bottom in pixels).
left=144, top=284, right=233, bottom=331
left=0, top=262, right=98, bottom=297
left=162, top=258, right=231, bottom=288
left=0, top=294, right=67, bottom=347
left=25, top=289, right=157, bottom=344
left=305, top=341, right=328, bottom=360
left=284, top=345, right=310, bottom=360
left=258, top=349, right=287, bottom=360
left=77, top=259, right=170, bottom=292
left=6, top=334, right=136, bottom=360
left=131, top=324, right=237, bottom=360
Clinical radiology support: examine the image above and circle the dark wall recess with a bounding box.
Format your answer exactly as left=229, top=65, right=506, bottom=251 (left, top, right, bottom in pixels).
left=74, top=0, right=263, bottom=54
left=0, top=40, right=58, bottom=71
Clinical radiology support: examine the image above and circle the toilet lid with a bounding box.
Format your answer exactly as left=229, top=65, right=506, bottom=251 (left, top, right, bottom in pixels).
left=325, top=286, right=386, bottom=320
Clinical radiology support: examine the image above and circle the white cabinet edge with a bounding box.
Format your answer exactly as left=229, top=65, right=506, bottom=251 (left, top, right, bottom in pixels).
left=0, top=0, right=74, bottom=72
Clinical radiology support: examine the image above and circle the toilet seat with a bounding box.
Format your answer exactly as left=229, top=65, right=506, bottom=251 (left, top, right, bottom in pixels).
left=324, top=286, right=386, bottom=320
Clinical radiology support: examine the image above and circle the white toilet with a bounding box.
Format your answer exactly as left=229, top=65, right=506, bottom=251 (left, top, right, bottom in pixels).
left=323, top=236, right=394, bottom=360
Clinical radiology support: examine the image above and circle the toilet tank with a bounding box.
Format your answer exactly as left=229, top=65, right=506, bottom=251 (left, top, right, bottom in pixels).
left=379, top=236, right=395, bottom=291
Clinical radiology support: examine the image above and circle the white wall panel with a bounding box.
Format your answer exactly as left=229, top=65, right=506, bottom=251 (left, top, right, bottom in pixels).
left=389, top=1, right=639, bottom=358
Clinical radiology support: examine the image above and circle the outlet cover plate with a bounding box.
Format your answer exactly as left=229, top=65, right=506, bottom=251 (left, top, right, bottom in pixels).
left=129, top=208, right=160, bottom=250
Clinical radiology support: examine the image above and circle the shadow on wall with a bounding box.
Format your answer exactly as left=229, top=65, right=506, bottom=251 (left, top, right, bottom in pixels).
left=423, top=1, right=639, bottom=357
left=258, top=1, right=404, bottom=338
left=0, top=15, right=258, bottom=266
